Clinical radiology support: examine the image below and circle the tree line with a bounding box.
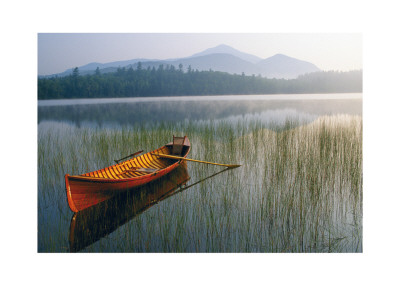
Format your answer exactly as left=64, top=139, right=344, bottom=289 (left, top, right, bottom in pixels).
left=38, top=64, right=362, bottom=100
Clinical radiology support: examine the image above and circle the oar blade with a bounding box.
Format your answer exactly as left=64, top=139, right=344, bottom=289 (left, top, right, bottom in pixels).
left=228, top=164, right=241, bottom=169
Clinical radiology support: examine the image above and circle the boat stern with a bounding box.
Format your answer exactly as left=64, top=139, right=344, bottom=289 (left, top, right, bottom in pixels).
left=65, top=174, right=79, bottom=213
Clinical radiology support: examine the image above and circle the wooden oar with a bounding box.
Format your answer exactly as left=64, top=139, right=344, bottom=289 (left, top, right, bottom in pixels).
left=151, top=153, right=241, bottom=168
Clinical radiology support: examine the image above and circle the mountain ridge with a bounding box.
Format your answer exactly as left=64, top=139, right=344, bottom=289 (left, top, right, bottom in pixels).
left=41, top=45, right=321, bottom=79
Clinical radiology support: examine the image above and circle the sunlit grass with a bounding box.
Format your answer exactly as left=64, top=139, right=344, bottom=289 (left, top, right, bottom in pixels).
left=38, top=114, right=362, bottom=252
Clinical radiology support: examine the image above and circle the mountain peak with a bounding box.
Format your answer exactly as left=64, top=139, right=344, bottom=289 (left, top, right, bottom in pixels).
left=270, top=53, right=294, bottom=60
left=190, top=44, right=262, bottom=64
left=257, top=54, right=320, bottom=78
left=209, top=44, right=236, bottom=51
left=273, top=53, right=288, bottom=57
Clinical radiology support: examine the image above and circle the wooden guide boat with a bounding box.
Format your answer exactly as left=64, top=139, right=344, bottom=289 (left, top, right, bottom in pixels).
left=65, top=136, right=190, bottom=212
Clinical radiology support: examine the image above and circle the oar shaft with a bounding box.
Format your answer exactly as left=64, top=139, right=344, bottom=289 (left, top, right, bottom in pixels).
left=152, top=153, right=240, bottom=168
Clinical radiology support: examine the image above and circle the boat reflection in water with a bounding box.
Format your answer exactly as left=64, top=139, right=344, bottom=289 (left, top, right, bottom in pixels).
left=69, top=162, right=233, bottom=252
left=69, top=162, right=190, bottom=252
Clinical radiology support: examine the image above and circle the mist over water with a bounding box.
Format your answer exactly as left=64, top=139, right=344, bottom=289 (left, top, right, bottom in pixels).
left=38, top=93, right=362, bottom=107
left=38, top=94, right=362, bottom=129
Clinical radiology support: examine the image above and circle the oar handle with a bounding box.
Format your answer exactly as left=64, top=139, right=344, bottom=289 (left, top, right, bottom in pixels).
left=114, top=150, right=143, bottom=164
left=151, top=153, right=241, bottom=168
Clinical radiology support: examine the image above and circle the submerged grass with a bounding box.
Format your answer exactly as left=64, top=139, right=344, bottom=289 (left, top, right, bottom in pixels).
left=38, top=114, right=362, bottom=252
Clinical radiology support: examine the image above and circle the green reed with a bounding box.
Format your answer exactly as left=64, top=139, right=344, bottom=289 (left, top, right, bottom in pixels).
left=38, top=114, right=362, bottom=252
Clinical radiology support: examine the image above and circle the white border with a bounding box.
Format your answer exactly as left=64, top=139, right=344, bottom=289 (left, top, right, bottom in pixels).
left=2, top=0, right=399, bottom=299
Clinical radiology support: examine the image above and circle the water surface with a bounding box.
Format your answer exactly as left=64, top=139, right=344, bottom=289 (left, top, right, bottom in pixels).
left=38, top=94, right=363, bottom=252
left=38, top=94, right=362, bottom=128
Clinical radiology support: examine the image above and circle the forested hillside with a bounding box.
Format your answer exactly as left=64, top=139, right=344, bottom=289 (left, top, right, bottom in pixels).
left=38, top=64, right=362, bottom=100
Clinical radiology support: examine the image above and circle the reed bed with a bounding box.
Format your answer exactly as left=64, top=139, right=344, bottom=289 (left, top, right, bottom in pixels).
left=38, top=114, right=362, bottom=252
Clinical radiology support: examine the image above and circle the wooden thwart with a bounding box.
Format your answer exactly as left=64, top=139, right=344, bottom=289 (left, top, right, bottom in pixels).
left=121, top=167, right=159, bottom=174
left=152, top=153, right=241, bottom=168
left=114, top=150, right=144, bottom=164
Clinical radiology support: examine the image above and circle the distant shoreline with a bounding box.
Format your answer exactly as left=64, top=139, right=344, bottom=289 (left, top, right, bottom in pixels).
left=38, top=69, right=362, bottom=100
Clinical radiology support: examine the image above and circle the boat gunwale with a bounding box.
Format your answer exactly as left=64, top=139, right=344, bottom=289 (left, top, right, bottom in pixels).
left=67, top=162, right=179, bottom=183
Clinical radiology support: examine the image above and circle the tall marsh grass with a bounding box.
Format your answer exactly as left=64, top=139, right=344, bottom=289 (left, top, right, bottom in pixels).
left=38, top=114, right=362, bottom=252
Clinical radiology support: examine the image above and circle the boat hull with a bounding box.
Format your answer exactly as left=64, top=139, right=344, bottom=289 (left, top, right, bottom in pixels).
left=65, top=137, right=190, bottom=212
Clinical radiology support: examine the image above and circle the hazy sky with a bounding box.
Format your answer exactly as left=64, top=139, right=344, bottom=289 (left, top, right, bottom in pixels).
left=38, top=33, right=362, bottom=75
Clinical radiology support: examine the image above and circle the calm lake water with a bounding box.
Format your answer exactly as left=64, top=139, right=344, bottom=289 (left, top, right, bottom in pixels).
left=38, top=93, right=362, bottom=127
left=38, top=94, right=362, bottom=252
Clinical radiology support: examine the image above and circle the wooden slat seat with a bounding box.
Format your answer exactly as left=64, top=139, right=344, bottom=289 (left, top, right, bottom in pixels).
left=172, top=135, right=186, bottom=156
